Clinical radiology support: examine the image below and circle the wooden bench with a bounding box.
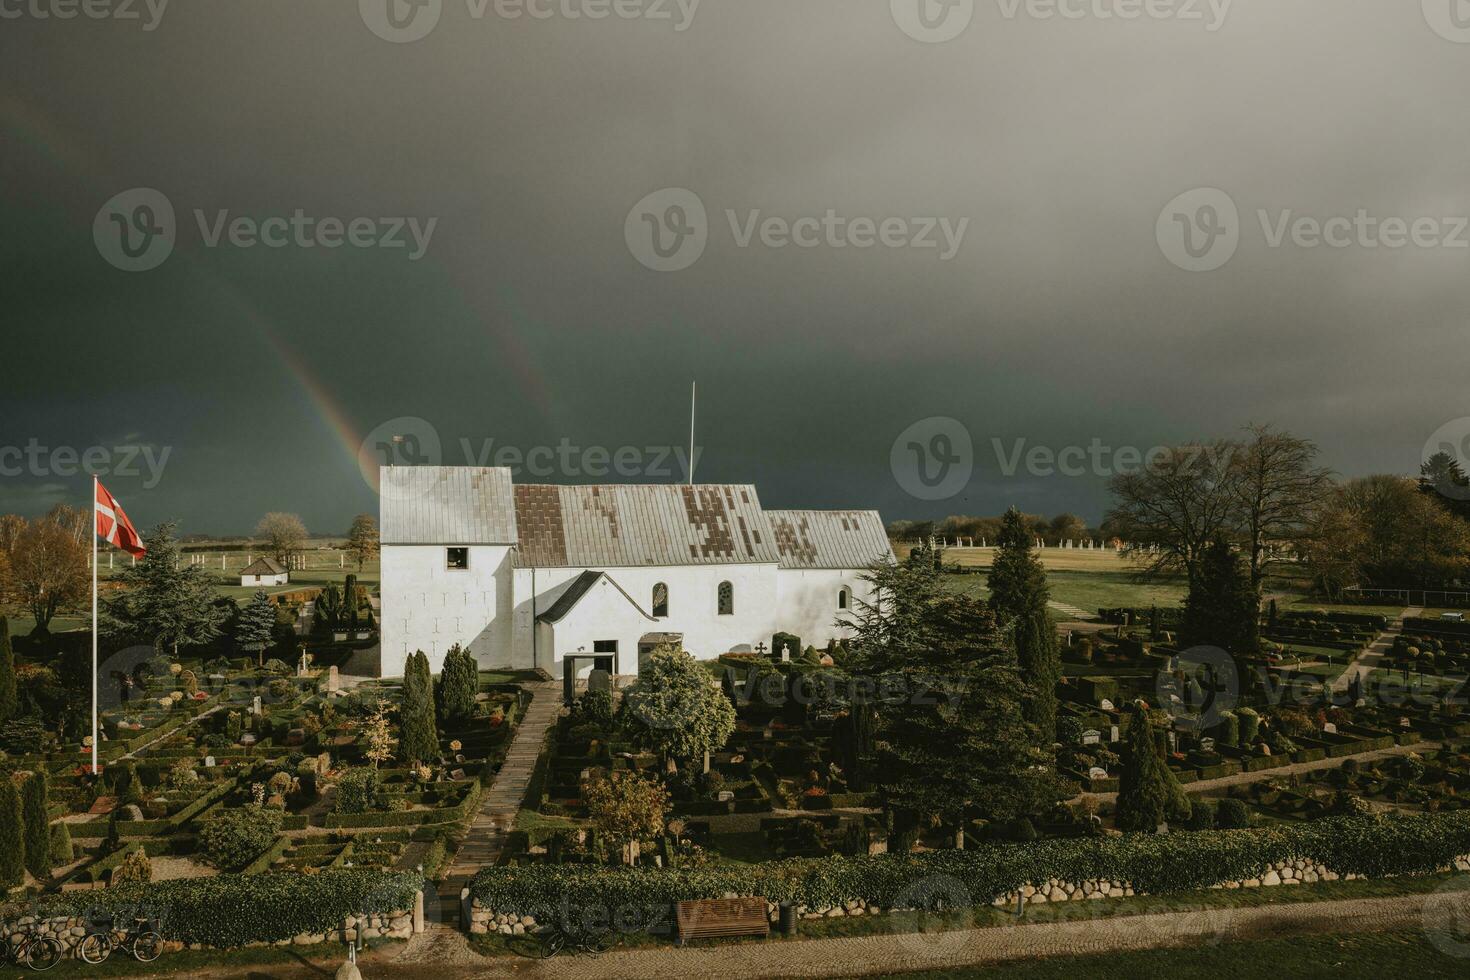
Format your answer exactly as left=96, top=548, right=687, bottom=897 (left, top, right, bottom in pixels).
left=673, top=897, right=770, bottom=945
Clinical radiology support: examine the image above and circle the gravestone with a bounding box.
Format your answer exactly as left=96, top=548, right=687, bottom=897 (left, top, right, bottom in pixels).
left=588, top=668, right=612, bottom=694
left=717, top=791, right=735, bottom=803
left=1200, top=736, right=1216, bottom=752
left=1110, top=725, right=1120, bottom=742
left=327, top=666, right=341, bottom=694
left=1322, top=722, right=1337, bottom=735
left=252, top=696, right=262, bottom=717
left=203, top=756, right=216, bottom=768
left=1081, top=729, right=1101, bottom=746
left=1099, top=698, right=1115, bottom=712
left=1088, top=767, right=1108, bottom=781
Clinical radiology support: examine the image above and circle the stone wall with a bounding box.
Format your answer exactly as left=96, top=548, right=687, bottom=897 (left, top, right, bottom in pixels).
left=3, top=891, right=424, bottom=959
left=468, top=854, right=1470, bottom=932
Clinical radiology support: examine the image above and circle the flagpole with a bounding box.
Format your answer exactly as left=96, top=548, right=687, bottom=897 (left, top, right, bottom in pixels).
left=91, top=475, right=99, bottom=776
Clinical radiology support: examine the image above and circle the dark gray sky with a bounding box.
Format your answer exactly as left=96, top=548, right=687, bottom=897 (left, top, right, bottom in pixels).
left=3, top=1, right=1468, bottom=535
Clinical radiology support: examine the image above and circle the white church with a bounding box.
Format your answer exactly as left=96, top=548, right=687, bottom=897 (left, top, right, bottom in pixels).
left=377, top=467, right=893, bottom=680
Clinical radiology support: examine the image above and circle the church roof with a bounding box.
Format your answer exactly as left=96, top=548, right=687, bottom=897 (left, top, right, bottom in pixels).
left=535, top=570, right=655, bottom=624
left=514, top=483, right=780, bottom=568
left=765, top=510, right=894, bottom=570
left=379, top=467, right=518, bottom=545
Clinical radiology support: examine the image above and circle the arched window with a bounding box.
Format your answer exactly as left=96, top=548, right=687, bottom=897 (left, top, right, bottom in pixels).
left=717, top=581, right=734, bottom=616
left=652, top=582, right=669, bottom=618
left=838, top=587, right=850, bottom=611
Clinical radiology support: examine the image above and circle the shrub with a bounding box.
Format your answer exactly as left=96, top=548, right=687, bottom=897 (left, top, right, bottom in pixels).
left=199, top=804, right=282, bottom=871
left=48, top=822, right=73, bottom=865
left=572, top=690, right=615, bottom=730
left=333, top=768, right=382, bottom=815
left=35, top=870, right=422, bottom=948
left=0, top=776, right=23, bottom=887
left=1186, top=799, right=1217, bottom=831
left=436, top=644, right=479, bottom=727
left=1216, top=798, right=1250, bottom=829
left=110, top=848, right=152, bottom=889
left=21, top=771, right=50, bottom=880
left=263, top=659, right=290, bottom=676
left=1237, top=708, right=1260, bottom=744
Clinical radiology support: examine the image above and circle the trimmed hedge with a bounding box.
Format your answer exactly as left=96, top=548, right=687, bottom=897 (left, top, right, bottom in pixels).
left=470, top=813, right=1470, bottom=919
left=23, top=870, right=423, bottom=948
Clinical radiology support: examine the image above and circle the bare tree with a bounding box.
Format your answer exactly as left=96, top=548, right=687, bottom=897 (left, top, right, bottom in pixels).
left=1230, top=425, right=1334, bottom=589
left=255, top=513, right=308, bottom=566
left=1105, top=440, right=1238, bottom=588
left=11, top=516, right=89, bottom=633
left=345, top=514, right=380, bottom=571
left=0, top=515, right=24, bottom=556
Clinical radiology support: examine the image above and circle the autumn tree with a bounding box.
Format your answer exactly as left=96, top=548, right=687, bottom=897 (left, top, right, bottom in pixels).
left=10, top=516, right=89, bottom=634
left=1301, top=476, right=1470, bottom=593
left=345, top=514, right=380, bottom=571
left=256, top=513, right=307, bottom=567
left=584, top=771, right=670, bottom=864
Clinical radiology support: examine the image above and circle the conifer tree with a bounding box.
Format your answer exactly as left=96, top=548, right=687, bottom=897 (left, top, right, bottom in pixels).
left=234, top=590, right=277, bottom=666
left=102, top=523, right=226, bottom=656
left=0, top=616, right=17, bottom=726
left=436, top=644, right=478, bottom=728
left=21, top=771, right=50, bottom=881
left=399, top=651, right=439, bottom=764
left=1181, top=536, right=1260, bottom=654
left=1116, top=702, right=1190, bottom=832
left=987, top=508, right=1061, bottom=745
left=0, top=775, right=25, bottom=887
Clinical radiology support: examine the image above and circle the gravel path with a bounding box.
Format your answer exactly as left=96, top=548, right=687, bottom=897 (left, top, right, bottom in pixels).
left=158, top=890, right=1450, bottom=979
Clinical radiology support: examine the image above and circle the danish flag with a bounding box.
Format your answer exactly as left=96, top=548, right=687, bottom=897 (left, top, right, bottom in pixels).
left=95, top=480, right=146, bottom=557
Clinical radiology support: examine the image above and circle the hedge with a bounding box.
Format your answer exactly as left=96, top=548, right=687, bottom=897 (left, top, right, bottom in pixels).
left=470, top=813, right=1470, bottom=920
left=20, top=870, right=423, bottom=948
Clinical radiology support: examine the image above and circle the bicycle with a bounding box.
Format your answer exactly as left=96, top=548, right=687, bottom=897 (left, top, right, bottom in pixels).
left=515, top=924, right=615, bottom=959
left=2, top=933, right=62, bottom=972
left=76, top=917, right=164, bottom=965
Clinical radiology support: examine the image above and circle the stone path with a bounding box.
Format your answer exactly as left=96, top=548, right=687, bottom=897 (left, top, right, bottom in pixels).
left=1331, top=607, right=1421, bottom=694
left=119, top=704, right=225, bottom=761
left=1048, top=600, right=1098, bottom=621
left=1075, top=737, right=1441, bottom=803
left=433, top=681, right=562, bottom=924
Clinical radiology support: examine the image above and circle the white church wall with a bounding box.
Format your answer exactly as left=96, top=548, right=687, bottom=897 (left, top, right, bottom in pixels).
left=380, top=544, right=514, bottom=677
left=775, top=569, right=869, bottom=648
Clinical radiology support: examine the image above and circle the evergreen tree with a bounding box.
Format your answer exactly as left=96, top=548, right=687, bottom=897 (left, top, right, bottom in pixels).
left=1116, top=703, right=1190, bottom=832
left=0, top=775, right=25, bottom=887
left=343, top=574, right=360, bottom=630
left=314, top=584, right=343, bottom=634
left=48, top=820, right=72, bottom=866
left=399, top=651, right=439, bottom=764
left=102, top=523, right=226, bottom=656
left=21, top=771, right=50, bottom=881
left=234, top=590, right=277, bottom=666
left=436, top=644, right=478, bottom=728
left=1181, top=536, right=1260, bottom=654
left=0, top=617, right=17, bottom=726
left=987, top=508, right=1061, bottom=745
left=622, top=646, right=736, bottom=770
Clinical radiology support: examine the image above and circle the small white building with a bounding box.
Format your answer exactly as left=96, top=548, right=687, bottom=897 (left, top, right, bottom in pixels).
left=378, top=467, right=893, bottom=680
left=239, top=557, right=289, bottom=588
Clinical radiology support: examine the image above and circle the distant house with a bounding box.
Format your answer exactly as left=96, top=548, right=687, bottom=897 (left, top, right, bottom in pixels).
left=239, top=558, right=289, bottom=587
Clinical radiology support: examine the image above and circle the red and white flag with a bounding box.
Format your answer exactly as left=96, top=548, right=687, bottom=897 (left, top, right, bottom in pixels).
left=95, top=480, right=146, bottom=556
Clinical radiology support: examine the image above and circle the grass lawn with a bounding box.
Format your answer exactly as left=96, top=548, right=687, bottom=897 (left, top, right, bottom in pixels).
left=890, top=930, right=1465, bottom=979
left=945, top=570, right=1186, bottom=613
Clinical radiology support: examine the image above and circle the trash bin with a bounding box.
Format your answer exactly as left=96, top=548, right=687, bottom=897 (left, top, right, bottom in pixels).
left=778, top=903, right=797, bottom=936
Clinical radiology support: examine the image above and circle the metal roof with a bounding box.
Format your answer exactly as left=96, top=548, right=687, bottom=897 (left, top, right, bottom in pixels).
left=765, top=510, right=894, bottom=570
left=379, top=467, right=518, bottom=545
left=514, top=484, right=780, bottom=568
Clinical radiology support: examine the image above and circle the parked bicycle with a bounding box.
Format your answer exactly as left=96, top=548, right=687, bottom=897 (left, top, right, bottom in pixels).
left=513, top=923, right=615, bottom=959
left=76, top=916, right=164, bottom=965
left=1, top=933, right=62, bottom=972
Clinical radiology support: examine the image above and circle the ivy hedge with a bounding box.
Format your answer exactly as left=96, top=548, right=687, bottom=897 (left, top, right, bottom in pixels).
left=19, top=870, right=423, bottom=948
left=470, top=813, right=1470, bottom=919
